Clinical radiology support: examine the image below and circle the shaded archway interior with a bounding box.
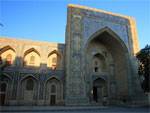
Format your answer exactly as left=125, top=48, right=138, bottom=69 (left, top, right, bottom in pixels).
left=86, top=30, right=129, bottom=100
left=93, top=78, right=108, bottom=102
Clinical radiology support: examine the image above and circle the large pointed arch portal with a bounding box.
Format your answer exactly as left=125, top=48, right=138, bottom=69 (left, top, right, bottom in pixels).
left=85, top=27, right=131, bottom=104
left=65, top=5, right=140, bottom=105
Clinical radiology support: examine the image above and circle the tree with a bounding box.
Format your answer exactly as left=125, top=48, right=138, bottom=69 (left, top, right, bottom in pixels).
left=136, top=45, right=150, bottom=92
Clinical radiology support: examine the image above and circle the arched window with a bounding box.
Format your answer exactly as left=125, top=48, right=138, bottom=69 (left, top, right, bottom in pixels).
left=52, top=57, right=57, bottom=63
left=26, top=79, right=34, bottom=90
left=51, top=57, right=57, bottom=70
left=47, top=51, right=61, bottom=69
left=94, top=60, right=99, bottom=72
left=29, top=55, right=35, bottom=65
left=93, top=54, right=106, bottom=72
left=51, top=84, right=56, bottom=93
left=6, top=54, right=12, bottom=65
left=0, top=83, right=7, bottom=92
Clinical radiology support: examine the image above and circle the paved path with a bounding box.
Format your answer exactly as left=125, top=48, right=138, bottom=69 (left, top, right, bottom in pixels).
left=0, top=106, right=149, bottom=113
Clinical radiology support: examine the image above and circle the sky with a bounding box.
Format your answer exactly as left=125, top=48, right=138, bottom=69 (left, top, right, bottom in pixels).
left=0, top=0, right=150, bottom=49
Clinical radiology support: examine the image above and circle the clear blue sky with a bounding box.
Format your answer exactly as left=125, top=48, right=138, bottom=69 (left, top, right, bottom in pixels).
left=0, top=0, right=150, bottom=49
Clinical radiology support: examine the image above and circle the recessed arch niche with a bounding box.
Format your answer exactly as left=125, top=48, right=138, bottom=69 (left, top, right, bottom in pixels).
left=23, top=48, right=41, bottom=67
left=45, top=77, right=63, bottom=105
left=47, top=50, right=61, bottom=69
left=20, top=75, right=38, bottom=105
left=0, top=46, right=16, bottom=65
left=85, top=27, right=130, bottom=100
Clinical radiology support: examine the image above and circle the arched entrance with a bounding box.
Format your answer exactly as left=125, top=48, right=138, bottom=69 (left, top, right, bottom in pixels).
left=86, top=27, right=130, bottom=104
left=0, top=74, right=11, bottom=106
left=45, top=77, right=63, bottom=106
left=93, top=78, right=108, bottom=103
left=50, top=84, right=57, bottom=105
left=20, top=76, right=38, bottom=105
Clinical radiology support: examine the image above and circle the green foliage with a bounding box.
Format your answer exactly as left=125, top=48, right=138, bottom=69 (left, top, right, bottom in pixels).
left=136, top=44, right=150, bottom=92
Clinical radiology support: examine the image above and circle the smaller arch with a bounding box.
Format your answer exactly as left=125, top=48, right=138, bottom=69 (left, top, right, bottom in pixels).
left=20, top=75, right=38, bottom=83
left=0, top=45, right=15, bottom=55
left=19, top=75, right=38, bottom=105
left=24, top=48, right=40, bottom=57
left=45, top=76, right=62, bottom=105
left=45, top=76, right=61, bottom=84
left=0, top=73, right=12, bottom=81
left=44, top=76, right=62, bottom=94
left=48, top=50, right=61, bottom=58
left=47, top=51, right=61, bottom=69
left=93, top=78, right=107, bottom=84
left=92, top=77, right=108, bottom=103
left=0, top=46, right=16, bottom=65
left=23, top=48, right=41, bottom=66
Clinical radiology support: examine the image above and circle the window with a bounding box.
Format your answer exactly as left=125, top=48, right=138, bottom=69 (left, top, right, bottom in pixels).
left=52, top=57, right=57, bottom=63
left=6, top=54, right=12, bottom=65
left=94, top=60, right=98, bottom=72
left=51, top=85, right=56, bottom=93
left=29, top=55, right=35, bottom=64
left=26, top=79, right=34, bottom=90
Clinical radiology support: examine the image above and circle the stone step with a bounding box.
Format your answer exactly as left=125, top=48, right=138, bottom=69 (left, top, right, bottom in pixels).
left=0, top=106, right=149, bottom=113
left=0, top=106, right=108, bottom=112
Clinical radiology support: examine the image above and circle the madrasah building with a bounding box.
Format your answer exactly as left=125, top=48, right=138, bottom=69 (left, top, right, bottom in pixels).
left=0, top=4, right=148, bottom=106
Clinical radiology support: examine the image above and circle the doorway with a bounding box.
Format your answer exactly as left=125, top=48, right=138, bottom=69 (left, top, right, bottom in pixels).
left=0, top=83, right=7, bottom=105
left=50, top=95, right=56, bottom=105
left=93, top=78, right=107, bottom=103
left=93, top=86, right=97, bottom=102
